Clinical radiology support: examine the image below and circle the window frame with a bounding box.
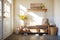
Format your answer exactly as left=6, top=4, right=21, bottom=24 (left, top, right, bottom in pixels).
left=0, top=0, right=2, bottom=17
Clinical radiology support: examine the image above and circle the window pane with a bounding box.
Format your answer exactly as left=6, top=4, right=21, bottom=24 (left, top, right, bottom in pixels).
left=0, top=1, right=1, bottom=10
left=0, top=0, right=2, bottom=17
left=6, top=4, right=10, bottom=13
left=4, top=0, right=11, bottom=18
left=4, top=2, right=10, bottom=13
left=4, top=3, right=7, bottom=12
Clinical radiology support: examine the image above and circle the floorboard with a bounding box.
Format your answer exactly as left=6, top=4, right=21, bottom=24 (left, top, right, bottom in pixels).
left=4, top=34, right=60, bottom=40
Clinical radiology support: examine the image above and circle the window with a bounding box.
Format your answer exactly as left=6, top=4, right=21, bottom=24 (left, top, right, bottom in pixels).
left=4, top=0, right=12, bottom=18
left=0, top=0, right=2, bottom=17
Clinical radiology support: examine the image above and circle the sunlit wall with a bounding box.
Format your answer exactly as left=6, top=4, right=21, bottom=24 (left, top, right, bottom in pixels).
left=14, top=0, right=54, bottom=31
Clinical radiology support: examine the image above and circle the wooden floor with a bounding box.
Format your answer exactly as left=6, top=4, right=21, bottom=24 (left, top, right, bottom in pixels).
left=5, top=34, right=60, bottom=40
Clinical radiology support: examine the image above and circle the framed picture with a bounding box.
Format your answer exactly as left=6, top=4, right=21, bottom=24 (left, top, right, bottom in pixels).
left=30, top=3, right=45, bottom=9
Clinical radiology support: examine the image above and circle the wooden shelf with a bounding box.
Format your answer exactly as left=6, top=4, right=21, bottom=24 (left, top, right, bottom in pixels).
left=28, top=9, right=47, bottom=12
left=19, top=25, right=48, bottom=34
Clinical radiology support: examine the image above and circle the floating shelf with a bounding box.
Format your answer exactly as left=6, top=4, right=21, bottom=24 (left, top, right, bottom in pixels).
left=28, top=9, right=47, bottom=12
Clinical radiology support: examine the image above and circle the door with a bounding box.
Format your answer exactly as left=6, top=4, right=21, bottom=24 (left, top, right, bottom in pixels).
left=3, top=0, right=13, bottom=39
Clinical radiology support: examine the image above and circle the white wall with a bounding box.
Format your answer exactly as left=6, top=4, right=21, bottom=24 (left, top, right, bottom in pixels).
left=14, top=0, right=54, bottom=31
left=54, top=0, right=60, bottom=36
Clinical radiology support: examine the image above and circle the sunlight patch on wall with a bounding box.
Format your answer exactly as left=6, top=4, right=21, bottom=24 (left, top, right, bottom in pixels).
left=28, top=12, right=44, bottom=18
left=28, top=12, right=44, bottom=25
left=20, top=10, right=25, bottom=15
left=19, top=5, right=27, bottom=26
left=19, top=5, right=44, bottom=26
left=19, top=5, right=27, bottom=13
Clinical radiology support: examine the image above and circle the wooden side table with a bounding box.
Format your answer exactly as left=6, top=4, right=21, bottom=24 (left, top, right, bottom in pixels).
left=49, top=27, right=58, bottom=35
